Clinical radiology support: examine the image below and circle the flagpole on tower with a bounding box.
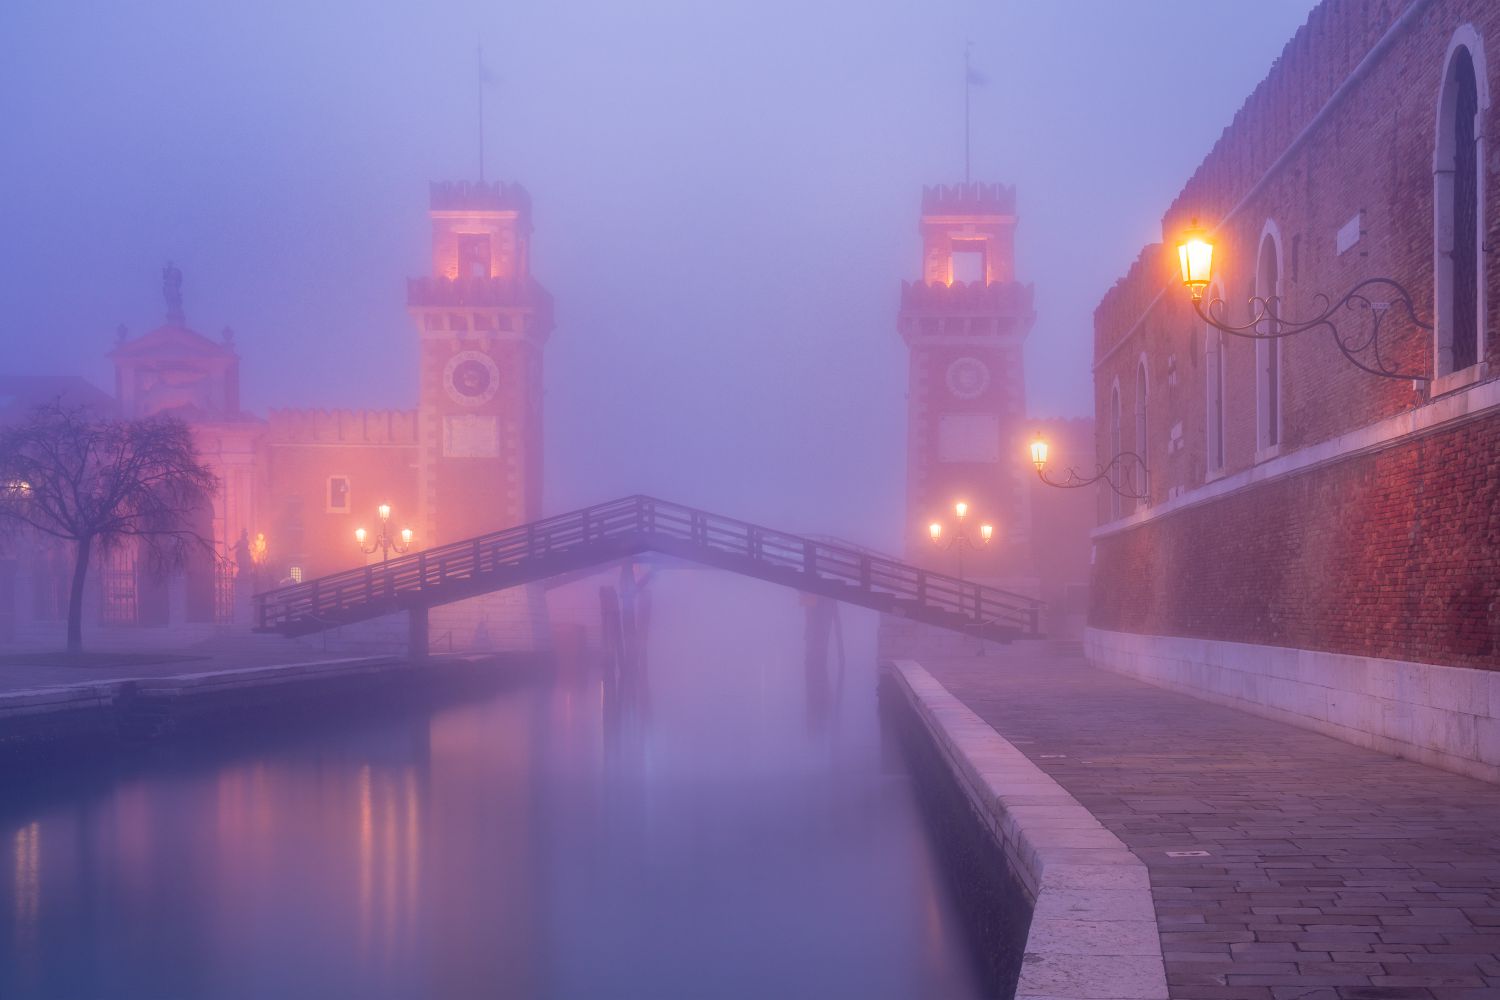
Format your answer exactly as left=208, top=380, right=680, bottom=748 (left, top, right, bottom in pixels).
left=966, top=41, right=978, bottom=186
left=477, top=42, right=486, bottom=183
left=964, top=41, right=972, bottom=186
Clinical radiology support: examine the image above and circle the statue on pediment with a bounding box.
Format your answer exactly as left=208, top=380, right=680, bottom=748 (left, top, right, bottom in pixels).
left=163, top=261, right=185, bottom=325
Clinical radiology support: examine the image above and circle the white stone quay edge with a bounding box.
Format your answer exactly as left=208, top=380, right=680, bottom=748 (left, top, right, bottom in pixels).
left=1085, top=627, right=1500, bottom=786
left=885, top=659, right=1167, bottom=1000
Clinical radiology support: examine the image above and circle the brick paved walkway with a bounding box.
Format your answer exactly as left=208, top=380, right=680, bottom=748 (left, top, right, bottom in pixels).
left=923, top=648, right=1500, bottom=1000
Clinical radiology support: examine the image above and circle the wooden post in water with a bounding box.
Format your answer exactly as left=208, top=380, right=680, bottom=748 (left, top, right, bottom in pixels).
left=409, top=605, right=430, bottom=663
left=802, top=594, right=835, bottom=734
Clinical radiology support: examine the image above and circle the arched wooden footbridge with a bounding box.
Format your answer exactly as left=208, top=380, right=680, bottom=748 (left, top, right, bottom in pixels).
left=254, top=495, right=1043, bottom=649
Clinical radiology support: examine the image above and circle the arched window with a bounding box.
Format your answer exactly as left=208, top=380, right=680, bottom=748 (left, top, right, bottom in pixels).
left=1435, top=33, right=1487, bottom=377
left=1205, top=286, right=1226, bottom=474
left=1109, top=382, right=1122, bottom=520
left=1255, top=226, right=1282, bottom=453
left=1134, top=358, right=1150, bottom=505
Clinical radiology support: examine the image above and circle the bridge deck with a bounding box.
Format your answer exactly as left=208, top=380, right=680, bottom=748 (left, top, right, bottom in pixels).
left=254, top=495, right=1043, bottom=643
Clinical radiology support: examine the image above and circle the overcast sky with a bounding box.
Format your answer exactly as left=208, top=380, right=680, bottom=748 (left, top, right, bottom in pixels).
left=0, top=0, right=1319, bottom=544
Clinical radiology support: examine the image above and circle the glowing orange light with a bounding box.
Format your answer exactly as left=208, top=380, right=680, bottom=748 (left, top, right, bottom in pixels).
left=400, top=528, right=413, bottom=546
left=928, top=522, right=942, bottom=543
left=354, top=527, right=367, bottom=545
left=980, top=523, right=994, bottom=543
left=1029, top=434, right=1049, bottom=472
left=1177, top=220, right=1215, bottom=300
left=954, top=501, right=969, bottom=520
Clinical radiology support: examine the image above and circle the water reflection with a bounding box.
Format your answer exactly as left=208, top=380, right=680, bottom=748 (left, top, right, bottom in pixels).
left=0, top=575, right=982, bottom=999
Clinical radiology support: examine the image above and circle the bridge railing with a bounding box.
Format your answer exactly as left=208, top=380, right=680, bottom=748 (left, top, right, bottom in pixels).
left=255, top=495, right=1042, bottom=635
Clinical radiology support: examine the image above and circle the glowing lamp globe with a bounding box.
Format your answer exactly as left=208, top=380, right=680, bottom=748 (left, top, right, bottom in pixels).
left=1029, top=434, right=1049, bottom=472
left=980, top=523, right=994, bottom=543
left=401, top=528, right=414, bottom=546
left=954, top=501, right=969, bottom=520
left=378, top=503, right=392, bottom=522
left=1177, top=221, right=1215, bottom=300
left=928, top=522, right=942, bottom=543
left=354, top=527, right=367, bottom=545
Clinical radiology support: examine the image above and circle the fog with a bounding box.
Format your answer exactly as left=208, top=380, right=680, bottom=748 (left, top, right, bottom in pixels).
left=0, top=0, right=1316, bottom=544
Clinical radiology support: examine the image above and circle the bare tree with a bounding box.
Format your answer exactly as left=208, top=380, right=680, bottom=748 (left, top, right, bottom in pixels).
left=0, top=403, right=218, bottom=653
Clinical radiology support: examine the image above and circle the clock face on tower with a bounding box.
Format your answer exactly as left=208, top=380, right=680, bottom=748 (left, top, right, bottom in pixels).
left=945, top=356, right=991, bottom=400
left=443, top=350, right=501, bottom=406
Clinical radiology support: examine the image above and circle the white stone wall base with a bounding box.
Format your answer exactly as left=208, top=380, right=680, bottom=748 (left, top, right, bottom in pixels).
left=1085, top=627, right=1500, bottom=785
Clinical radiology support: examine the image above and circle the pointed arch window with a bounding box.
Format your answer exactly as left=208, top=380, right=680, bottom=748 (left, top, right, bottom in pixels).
left=1134, top=359, right=1150, bottom=505
left=1435, top=36, right=1486, bottom=377
left=1108, top=382, right=1123, bottom=520
left=1205, top=297, right=1226, bottom=475
left=1255, top=227, right=1283, bottom=454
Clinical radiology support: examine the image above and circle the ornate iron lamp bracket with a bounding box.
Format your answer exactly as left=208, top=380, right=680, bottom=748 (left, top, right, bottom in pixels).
left=1192, top=278, right=1432, bottom=385
left=1035, top=451, right=1150, bottom=501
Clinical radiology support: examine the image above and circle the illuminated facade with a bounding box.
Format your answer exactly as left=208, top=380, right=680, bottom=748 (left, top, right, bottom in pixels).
left=0, top=181, right=551, bottom=649
left=898, top=183, right=1037, bottom=588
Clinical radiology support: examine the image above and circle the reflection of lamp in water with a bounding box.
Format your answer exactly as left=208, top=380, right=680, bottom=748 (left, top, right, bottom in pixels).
left=355, top=504, right=413, bottom=563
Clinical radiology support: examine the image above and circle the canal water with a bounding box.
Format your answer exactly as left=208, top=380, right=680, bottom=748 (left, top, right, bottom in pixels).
left=0, top=575, right=986, bottom=999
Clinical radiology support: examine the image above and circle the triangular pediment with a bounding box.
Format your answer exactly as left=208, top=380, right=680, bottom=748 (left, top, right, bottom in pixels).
left=109, top=325, right=236, bottom=363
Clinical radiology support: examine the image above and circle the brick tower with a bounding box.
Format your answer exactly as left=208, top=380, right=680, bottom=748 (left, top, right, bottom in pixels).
left=408, top=181, right=552, bottom=546
left=407, top=180, right=554, bottom=648
left=898, top=182, right=1036, bottom=587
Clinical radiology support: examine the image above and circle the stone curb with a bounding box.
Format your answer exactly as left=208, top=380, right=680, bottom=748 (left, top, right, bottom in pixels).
left=886, top=659, right=1168, bottom=1000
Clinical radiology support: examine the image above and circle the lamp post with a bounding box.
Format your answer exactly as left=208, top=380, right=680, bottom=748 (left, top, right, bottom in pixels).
left=355, top=503, right=413, bottom=564
left=1175, top=220, right=1432, bottom=385
left=926, top=499, right=993, bottom=581
left=1029, top=432, right=1149, bottom=501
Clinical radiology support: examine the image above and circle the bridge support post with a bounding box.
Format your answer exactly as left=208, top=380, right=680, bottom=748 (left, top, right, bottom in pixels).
left=409, top=606, right=430, bottom=662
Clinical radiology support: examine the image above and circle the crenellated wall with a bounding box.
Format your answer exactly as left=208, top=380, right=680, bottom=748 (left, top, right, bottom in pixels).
left=266, top=408, right=418, bottom=445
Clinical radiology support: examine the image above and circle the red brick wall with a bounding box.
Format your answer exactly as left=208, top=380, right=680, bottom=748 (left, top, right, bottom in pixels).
left=1094, top=0, right=1500, bottom=514
left=260, top=410, right=419, bottom=581
left=1090, top=0, right=1500, bottom=667
left=1091, top=410, right=1500, bottom=669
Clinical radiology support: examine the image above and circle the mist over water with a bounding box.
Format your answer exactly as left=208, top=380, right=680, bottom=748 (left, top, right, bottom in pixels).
left=0, top=575, right=983, bottom=999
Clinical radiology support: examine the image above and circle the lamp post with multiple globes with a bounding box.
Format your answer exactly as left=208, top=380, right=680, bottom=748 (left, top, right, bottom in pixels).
left=926, top=500, right=993, bottom=581
left=354, top=503, right=413, bottom=564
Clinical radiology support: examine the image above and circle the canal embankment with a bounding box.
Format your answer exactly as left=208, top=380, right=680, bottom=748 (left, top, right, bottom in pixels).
left=0, top=651, right=548, bottom=755
left=882, top=658, right=1168, bottom=1000
left=919, top=646, right=1500, bottom=1000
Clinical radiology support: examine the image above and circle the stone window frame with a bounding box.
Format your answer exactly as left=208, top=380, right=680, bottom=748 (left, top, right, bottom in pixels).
left=1134, top=354, right=1151, bottom=507
left=1204, top=278, right=1228, bottom=480
left=1108, top=377, right=1123, bottom=521
left=325, top=474, right=352, bottom=514
left=1254, top=219, right=1284, bottom=462
left=1433, top=25, right=1491, bottom=391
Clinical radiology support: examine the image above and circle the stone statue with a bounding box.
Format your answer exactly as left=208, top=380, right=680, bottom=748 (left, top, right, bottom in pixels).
left=234, top=529, right=254, bottom=580
left=163, top=261, right=185, bottom=325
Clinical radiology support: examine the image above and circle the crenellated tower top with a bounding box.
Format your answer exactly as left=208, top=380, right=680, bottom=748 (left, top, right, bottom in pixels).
left=920, top=182, right=1017, bottom=218
left=428, top=180, right=532, bottom=215
left=912, top=180, right=1021, bottom=291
